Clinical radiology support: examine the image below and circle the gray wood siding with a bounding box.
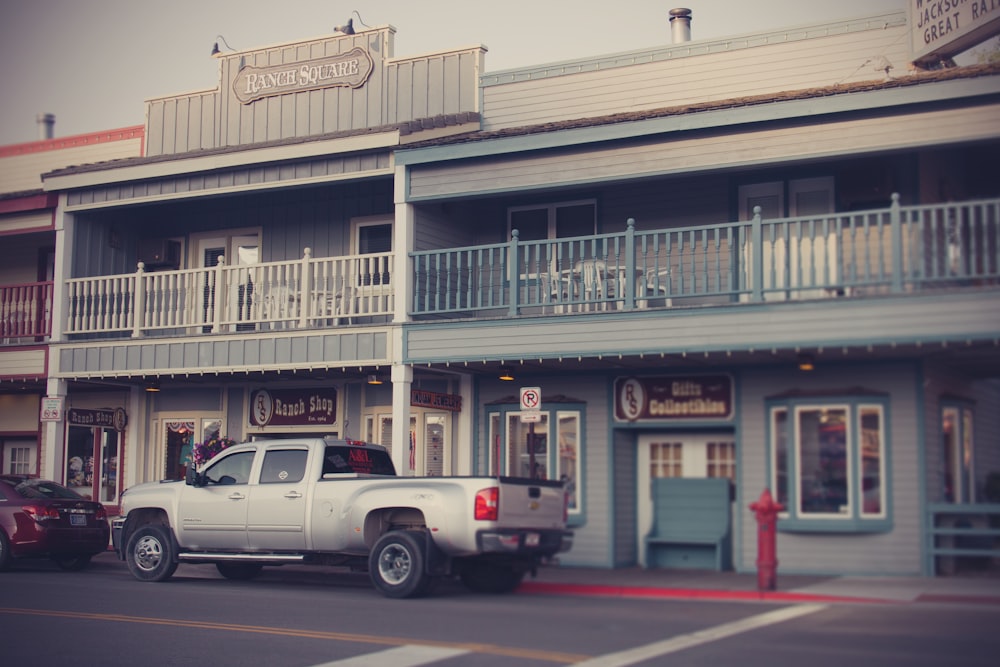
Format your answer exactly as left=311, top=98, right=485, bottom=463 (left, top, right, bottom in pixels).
left=481, top=16, right=910, bottom=132
left=413, top=204, right=473, bottom=252
left=404, top=292, right=1000, bottom=365
left=146, top=28, right=483, bottom=157
left=56, top=329, right=390, bottom=378
left=478, top=377, right=612, bottom=567
left=737, top=363, right=923, bottom=575
left=66, top=152, right=392, bottom=210
left=601, top=177, right=731, bottom=232
left=613, top=429, right=638, bottom=566
left=408, top=104, right=1000, bottom=200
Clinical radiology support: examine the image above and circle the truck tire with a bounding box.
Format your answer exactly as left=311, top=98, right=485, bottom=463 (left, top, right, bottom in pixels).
left=369, top=530, right=431, bottom=598
left=125, top=524, right=178, bottom=582
left=460, top=561, right=526, bottom=594
left=216, top=562, right=263, bottom=580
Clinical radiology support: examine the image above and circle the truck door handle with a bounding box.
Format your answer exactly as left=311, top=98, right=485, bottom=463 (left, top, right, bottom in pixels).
left=284, top=491, right=303, bottom=499
left=228, top=492, right=246, bottom=500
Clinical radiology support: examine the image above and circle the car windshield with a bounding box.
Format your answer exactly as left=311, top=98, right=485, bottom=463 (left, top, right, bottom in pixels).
left=11, top=479, right=84, bottom=500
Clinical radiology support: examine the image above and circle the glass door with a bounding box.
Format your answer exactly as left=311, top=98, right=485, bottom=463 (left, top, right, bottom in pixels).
left=65, top=426, right=121, bottom=504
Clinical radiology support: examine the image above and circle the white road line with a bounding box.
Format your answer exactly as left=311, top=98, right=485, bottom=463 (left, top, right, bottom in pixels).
left=573, top=603, right=829, bottom=667
left=310, top=644, right=470, bottom=667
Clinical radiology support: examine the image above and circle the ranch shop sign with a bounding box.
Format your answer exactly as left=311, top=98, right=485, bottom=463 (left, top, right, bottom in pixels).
left=233, top=47, right=374, bottom=104
left=614, top=375, right=734, bottom=422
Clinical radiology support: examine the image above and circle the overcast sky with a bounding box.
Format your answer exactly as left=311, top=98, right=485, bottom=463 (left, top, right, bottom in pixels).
left=0, top=0, right=915, bottom=145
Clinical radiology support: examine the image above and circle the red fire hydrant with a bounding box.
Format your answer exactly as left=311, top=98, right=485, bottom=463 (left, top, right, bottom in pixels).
left=749, top=488, right=784, bottom=591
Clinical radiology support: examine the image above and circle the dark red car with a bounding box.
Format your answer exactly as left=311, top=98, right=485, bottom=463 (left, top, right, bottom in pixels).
left=0, top=475, right=110, bottom=571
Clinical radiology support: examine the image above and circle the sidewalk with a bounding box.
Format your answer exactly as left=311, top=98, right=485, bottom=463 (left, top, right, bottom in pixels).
left=521, top=564, right=1000, bottom=607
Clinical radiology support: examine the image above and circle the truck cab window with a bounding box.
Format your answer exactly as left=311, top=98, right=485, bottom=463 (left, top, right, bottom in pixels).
left=207, top=451, right=255, bottom=485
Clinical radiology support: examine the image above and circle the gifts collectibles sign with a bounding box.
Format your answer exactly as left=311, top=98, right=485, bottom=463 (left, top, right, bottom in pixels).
left=249, top=388, right=337, bottom=427
left=614, top=375, right=733, bottom=422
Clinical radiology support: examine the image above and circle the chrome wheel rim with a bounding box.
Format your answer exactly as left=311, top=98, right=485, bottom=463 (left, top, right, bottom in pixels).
left=377, top=544, right=411, bottom=584
left=133, top=535, right=164, bottom=572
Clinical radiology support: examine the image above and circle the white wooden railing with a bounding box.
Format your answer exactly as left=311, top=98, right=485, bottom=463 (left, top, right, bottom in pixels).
left=64, top=249, right=393, bottom=337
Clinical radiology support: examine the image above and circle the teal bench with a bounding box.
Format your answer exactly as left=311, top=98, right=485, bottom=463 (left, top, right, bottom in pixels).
left=645, top=477, right=732, bottom=571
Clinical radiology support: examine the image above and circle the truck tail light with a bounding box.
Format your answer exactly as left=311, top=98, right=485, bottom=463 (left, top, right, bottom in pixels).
left=474, top=487, right=499, bottom=521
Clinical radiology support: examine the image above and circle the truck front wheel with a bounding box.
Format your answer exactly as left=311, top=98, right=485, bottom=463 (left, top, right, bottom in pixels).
left=369, top=530, right=431, bottom=598
left=125, top=524, right=178, bottom=582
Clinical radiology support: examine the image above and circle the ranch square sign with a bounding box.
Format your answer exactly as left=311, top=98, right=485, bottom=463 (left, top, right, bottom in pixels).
left=233, top=47, right=374, bottom=104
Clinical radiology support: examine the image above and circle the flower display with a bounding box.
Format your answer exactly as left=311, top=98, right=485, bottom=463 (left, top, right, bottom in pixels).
left=191, top=436, right=238, bottom=467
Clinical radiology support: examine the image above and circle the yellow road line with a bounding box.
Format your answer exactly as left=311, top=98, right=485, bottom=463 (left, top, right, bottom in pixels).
left=0, top=607, right=587, bottom=664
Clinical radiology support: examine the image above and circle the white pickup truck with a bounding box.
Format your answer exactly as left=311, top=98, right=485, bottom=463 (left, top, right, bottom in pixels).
left=112, top=438, right=572, bottom=598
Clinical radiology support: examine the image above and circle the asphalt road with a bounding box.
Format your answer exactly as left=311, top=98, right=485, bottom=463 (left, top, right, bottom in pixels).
left=1, top=553, right=998, bottom=666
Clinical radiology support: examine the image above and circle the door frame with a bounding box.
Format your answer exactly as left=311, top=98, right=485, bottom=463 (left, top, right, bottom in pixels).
left=636, top=432, right=736, bottom=567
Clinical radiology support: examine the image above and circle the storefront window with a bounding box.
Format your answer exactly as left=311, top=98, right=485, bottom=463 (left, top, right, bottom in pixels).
left=767, top=396, right=889, bottom=532
left=487, top=402, right=584, bottom=519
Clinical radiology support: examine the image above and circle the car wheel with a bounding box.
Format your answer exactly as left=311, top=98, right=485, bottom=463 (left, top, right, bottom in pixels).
left=125, top=524, right=178, bottom=582
left=459, top=561, right=526, bottom=594
left=52, top=554, right=92, bottom=571
left=0, top=530, right=11, bottom=572
left=369, top=530, right=431, bottom=598
left=216, top=562, right=263, bottom=580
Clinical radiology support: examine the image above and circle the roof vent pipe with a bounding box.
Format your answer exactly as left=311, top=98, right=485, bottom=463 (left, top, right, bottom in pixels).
left=37, top=113, right=55, bottom=140
left=669, top=8, right=692, bottom=43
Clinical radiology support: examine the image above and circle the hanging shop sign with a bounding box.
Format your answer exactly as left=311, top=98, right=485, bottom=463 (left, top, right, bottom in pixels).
left=614, top=375, right=733, bottom=422
left=249, top=388, right=338, bottom=427
left=410, top=389, right=462, bottom=412
left=909, top=0, right=1000, bottom=64
left=233, top=47, right=375, bottom=104
left=67, top=407, right=128, bottom=432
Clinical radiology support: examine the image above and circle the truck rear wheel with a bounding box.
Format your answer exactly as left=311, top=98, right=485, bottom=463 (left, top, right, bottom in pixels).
left=125, top=524, right=178, bottom=582
left=460, top=561, right=526, bottom=594
left=369, top=530, right=431, bottom=598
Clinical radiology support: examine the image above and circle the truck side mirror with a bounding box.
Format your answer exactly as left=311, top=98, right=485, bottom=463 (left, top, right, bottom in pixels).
left=185, top=466, right=203, bottom=487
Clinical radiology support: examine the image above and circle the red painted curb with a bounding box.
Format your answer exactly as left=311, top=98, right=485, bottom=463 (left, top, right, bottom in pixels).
left=518, top=581, right=889, bottom=604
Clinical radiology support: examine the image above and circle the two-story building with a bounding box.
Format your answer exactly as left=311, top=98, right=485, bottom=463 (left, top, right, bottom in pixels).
left=0, top=117, right=143, bottom=493
left=38, top=8, right=1000, bottom=577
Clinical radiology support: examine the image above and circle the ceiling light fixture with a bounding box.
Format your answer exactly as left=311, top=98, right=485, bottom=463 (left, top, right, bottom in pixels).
left=367, top=374, right=383, bottom=385
left=499, top=367, right=515, bottom=381
left=797, top=354, right=815, bottom=372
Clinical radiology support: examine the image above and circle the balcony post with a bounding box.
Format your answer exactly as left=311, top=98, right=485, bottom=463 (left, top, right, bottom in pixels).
left=132, top=262, right=146, bottom=339
left=890, top=193, right=903, bottom=293
left=624, top=218, right=636, bottom=310
left=212, top=256, right=226, bottom=333
left=751, top=205, right=763, bottom=302
left=299, top=247, right=313, bottom=329
left=509, top=229, right=520, bottom=317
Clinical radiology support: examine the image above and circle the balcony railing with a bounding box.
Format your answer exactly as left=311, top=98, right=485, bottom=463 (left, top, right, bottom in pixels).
left=411, top=195, right=1000, bottom=317
left=56, top=196, right=1000, bottom=340
left=0, top=281, right=53, bottom=343
left=64, top=249, right=393, bottom=338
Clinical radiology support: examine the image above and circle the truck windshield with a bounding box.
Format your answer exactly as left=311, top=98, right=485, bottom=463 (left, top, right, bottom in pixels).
left=322, top=446, right=396, bottom=476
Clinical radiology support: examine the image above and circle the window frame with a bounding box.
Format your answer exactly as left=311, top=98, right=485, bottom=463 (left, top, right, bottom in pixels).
left=766, top=395, right=891, bottom=533
left=941, top=399, right=976, bottom=503
left=486, top=401, right=585, bottom=522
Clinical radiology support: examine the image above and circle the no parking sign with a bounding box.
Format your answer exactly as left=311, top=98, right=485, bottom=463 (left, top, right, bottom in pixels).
left=520, top=386, right=541, bottom=422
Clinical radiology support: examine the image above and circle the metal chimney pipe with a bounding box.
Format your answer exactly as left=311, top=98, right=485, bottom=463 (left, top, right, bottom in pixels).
left=669, top=8, right=692, bottom=43
left=37, top=113, right=55, bottom=140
